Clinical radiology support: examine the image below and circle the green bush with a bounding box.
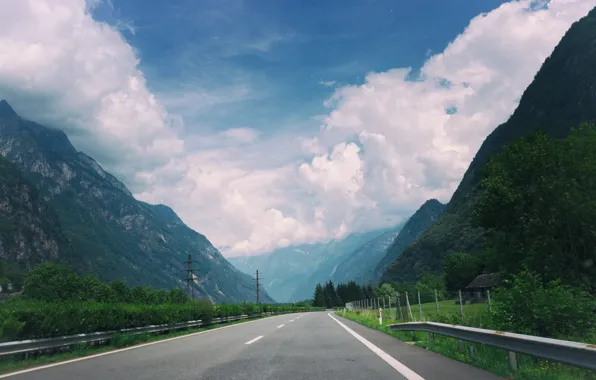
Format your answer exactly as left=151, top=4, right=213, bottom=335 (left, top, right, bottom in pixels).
left=0, top=299, right=214, bottom=341
left=491, top=270, right=596, bottom=339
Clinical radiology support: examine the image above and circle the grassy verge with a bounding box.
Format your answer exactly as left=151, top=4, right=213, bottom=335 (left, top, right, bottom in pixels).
left=0, top=314, right=275, bottom=375
left=338, top=310, right=596, bottom=380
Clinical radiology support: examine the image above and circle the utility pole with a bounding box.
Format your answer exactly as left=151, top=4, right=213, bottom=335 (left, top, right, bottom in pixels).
left=185, top=254, right=200, bottom=300
left=254, top=269, right=261, bottom=304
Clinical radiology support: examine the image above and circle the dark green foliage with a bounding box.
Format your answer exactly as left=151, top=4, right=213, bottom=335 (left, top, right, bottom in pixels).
left=491, top=270, right=596, bottom=339
left=442, top=252, right=482, bottom=292
left=22, top=263, right=192, bottom=305
left=312, top=280, right=370, bottom=307
left=313, top=284, right=325, bottom=307
left=380, top=201, right=484, bottom=284
left=0, top=299, right=213, bottom=341
left=474, top=125, right=596, bottom=290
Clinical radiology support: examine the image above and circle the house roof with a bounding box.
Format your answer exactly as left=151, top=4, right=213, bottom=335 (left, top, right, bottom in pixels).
left=465, top=273, right=499, bottom=289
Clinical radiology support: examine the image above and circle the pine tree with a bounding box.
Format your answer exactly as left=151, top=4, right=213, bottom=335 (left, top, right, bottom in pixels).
left=313, top=283, right=325, bottom=307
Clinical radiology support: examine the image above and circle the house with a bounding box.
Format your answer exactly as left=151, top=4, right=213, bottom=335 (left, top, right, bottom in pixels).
left=465, top=273, right=499, bottom=302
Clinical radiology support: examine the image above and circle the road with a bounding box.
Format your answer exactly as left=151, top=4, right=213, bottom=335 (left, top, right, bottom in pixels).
left=2, top=312, right=503, bottom=380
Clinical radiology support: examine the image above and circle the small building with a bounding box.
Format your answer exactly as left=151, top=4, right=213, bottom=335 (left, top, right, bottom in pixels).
left=465, top=273, right=499, bottom=302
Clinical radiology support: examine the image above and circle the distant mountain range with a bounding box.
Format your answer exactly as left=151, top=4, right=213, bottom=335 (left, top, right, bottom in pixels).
left=0, top=100, right=272, bottom=303
left=231, top=226, right=401, bottom=302
left=229, top=198, right=448, bottom=303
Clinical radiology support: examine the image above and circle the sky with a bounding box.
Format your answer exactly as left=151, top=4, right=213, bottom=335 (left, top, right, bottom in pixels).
left=0, top=0, right=595, bottom=256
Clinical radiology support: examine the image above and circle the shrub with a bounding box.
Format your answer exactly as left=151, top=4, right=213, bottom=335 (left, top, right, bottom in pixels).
left=491, top=269, right=596, bottom=339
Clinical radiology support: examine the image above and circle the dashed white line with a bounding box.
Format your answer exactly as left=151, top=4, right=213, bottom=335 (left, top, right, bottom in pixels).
left=277, top=324, right=285, bottom=328
left=327, top=313, right=425, bottom=380
left=289, top=319, right=295, bottom=322
left=245, top=335, right=264, bottom=345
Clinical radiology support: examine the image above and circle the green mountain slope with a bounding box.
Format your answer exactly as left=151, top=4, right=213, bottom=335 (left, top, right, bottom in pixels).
left=0, top=100, right=272, bottom=303
left=375, top=199, right=445, bottom=280
left=381, top=6, right=596, bottom=284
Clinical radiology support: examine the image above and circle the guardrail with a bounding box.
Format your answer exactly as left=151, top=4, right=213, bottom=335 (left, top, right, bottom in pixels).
left=388, top=321, right=596, bottom=371
left=0, top=311, right=286, bottom=358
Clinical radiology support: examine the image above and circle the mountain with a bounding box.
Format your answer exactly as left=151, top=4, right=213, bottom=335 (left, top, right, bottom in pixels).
left=375, top=199, right=446, bottom=280
left=229, top=243, right=330, bottom=303
left=381, top=7, right=596, bottom=284
left=0, top=155, right=74, bottom=267
left=230, top=226, right=398, bottom=303
left=288, top=228, right=399, bottom=302
left=329, top=225, right=403, bottom=285
left=0, top=100, right=272, bottom=303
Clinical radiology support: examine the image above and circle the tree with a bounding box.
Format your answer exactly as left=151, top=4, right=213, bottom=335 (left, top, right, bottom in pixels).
left=442, top=252, right=481, bottom=292
left=313, top=283, right=325, bottom=307
left=376, top=283, right=398, bottom=300
left=415, top=274, right=446, bottom=302
left=475, top=124, right=596, bottom=290
left=492, top=269, right=595, bottom=338
left=22, top=263, right=82, bottom=301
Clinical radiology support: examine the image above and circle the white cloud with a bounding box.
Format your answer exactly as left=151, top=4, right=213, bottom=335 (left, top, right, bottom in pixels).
left=0, top=0, right=594, bottom=257
left=0, top=0, right=184, bottom=185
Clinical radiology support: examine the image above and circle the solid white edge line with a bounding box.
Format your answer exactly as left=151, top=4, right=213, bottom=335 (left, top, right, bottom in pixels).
left=277, top=324, right=285, bottom=328
left=327, top=313, right=425, bottom=380
left=0, top=314, right=286, bottom=379
left=244, top=335, right=264, bottom=345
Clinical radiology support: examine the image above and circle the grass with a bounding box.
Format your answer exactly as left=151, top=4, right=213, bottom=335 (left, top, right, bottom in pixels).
left=0, top=314, right=273, bottom=375
left=380, top=299, right=489, bottom=321
left=339, top=310, right=596, bottom=380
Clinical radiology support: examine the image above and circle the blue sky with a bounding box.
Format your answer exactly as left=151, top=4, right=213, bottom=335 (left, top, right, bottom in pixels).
left=1, top=0, right=593, bottom=255
left=92, top=0, right=509, bottom=138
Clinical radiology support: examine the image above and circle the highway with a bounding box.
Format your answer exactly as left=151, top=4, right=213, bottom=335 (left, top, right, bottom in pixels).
left=2, top=312, right=503, bottom=380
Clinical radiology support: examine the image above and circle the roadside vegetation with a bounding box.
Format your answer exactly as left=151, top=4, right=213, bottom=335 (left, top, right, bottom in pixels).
left=322, top=127, right=596, bottom=379
left=0, top=262, right=321, bottom=343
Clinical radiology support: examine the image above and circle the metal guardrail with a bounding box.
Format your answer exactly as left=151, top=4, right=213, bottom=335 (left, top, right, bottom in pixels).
left=0, top=312, right=280, bottom=357
left=389, top=321, right=596, bottom=371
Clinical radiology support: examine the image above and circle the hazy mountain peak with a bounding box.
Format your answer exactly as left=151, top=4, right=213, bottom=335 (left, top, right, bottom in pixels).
left=0, top=100, right=16, bottom=117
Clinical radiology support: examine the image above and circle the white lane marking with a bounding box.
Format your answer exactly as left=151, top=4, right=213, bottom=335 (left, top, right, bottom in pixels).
left=327, top=313, right=425, bottom=380
left=0, top=315, right=285, bottom=379
left=289, top=319, right=295, bottom=322
left=277, top=324, right=285, bottom=328
left=245, top=335, right=264, bottom=345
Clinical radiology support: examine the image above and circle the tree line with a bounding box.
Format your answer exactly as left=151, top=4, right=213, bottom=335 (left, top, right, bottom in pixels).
left=312, top=280, right=374, bottom=308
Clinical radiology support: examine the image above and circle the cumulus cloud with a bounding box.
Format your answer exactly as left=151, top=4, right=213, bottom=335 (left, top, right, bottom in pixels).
left=0, top=0, right=595, bottom=256
left=0, top=0, right=184, bottom=188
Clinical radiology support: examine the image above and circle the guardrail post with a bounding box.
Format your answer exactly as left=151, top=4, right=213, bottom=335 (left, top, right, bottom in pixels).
left=428, top=332, right=434, bottom=344
left=458, top=339, right=465, bottom=353
left=468, top=344, right=475, bottom=359
left=508, top=351, right=518, bottom=371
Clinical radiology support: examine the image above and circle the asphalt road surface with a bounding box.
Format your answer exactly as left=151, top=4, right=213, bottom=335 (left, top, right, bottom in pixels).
left=2, top=312, right=504, bottom=380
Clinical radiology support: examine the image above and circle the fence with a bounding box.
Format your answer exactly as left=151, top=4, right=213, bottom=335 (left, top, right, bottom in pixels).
left=345, top=288, right=492, bottom=324
left=388, top=321, right=596, bottom=372
left=0, top=311, right=297, bottom=358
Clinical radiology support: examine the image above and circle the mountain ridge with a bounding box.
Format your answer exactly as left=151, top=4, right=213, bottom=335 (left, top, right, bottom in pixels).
left=0, top=101, right=271, bottom=303
left=381, top=6, right=596, bottom=285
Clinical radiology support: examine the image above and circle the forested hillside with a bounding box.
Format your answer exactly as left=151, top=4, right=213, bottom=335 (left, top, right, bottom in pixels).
left=381, top=6, right=596, bottom=284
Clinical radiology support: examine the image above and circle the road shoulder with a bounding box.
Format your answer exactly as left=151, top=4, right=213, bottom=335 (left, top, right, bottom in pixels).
left=333, top=313, right=505, bottom=380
